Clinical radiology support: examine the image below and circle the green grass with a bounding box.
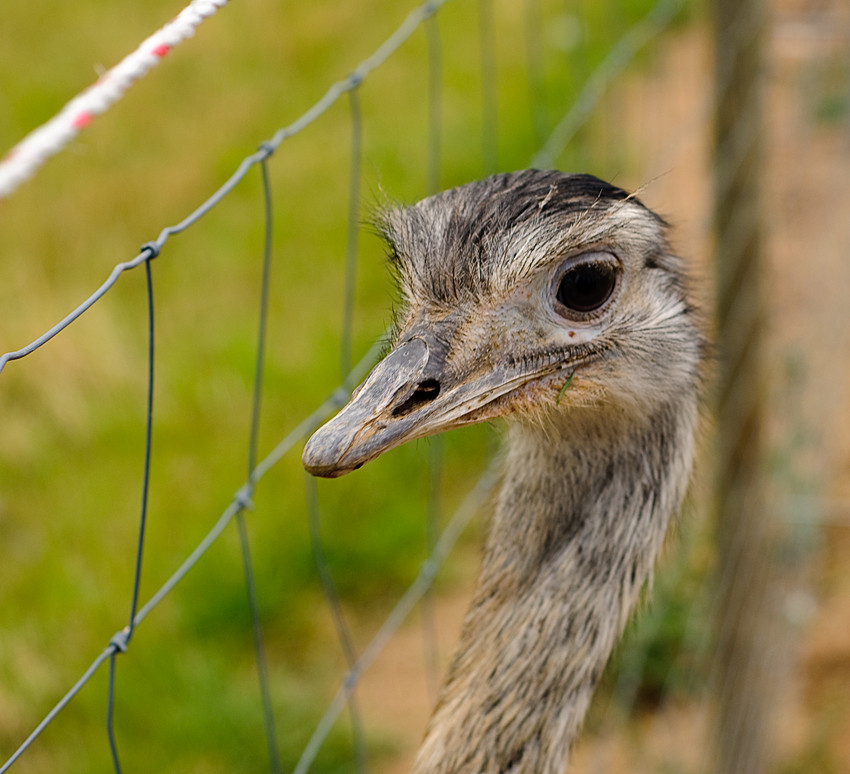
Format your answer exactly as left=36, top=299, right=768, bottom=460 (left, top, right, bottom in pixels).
left=0, top=0, right=692, bottom=771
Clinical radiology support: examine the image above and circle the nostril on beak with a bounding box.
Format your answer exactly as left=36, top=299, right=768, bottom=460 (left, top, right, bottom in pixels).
left=391, top=378, right=441, bottom=417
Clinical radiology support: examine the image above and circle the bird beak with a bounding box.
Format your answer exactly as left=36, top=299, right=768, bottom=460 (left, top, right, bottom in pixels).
left=303, top=333, right=562, bottom=478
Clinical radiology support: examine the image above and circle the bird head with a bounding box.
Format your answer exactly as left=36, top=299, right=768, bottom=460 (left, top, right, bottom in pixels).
left=303, top=170, right=703, bottom=478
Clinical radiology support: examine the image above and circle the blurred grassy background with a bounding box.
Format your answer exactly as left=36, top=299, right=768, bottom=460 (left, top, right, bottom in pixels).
left=0, top=1, right=691, bottom=772
left=6, top=1, right=850, bottom=772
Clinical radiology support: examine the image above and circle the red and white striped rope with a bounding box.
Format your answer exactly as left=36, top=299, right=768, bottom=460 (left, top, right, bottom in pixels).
left=0, top=0, right=230, bottom=200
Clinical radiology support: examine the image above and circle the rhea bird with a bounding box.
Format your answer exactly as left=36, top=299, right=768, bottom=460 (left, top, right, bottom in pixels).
left=303, top=169, right=704, bottom=773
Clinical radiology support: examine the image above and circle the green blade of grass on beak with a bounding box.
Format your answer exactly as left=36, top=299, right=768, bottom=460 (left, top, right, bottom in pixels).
left=556, top=372, right=575, bottom=405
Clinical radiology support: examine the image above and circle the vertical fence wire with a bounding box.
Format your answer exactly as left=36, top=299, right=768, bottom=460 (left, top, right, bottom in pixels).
left=523, top=0, right=547, bottom=148
left=236, top=510, right=283, bottom=774
left=477, top=0, right=498, bottom=175
left=0, top=647, right=116, bottom=774
left=307, top=79, right=369, bottom=774
left=105, top=255, right=156, bottom=774
left=106, top=656, right=123, bottom=774
left=425, top=12, right=443, bottom=197
left=304, top=474, right=369, bottom=774
left=235, top=153, right=282, bottom=774
left=129, top=258, right=157, bottom=643
left=248, top=153, right=275, bottom=480
left=340, top=87, right=363, bottom=381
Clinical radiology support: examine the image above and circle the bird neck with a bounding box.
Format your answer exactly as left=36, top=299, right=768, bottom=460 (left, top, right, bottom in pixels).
left=411, top=398, right=697, bottom=774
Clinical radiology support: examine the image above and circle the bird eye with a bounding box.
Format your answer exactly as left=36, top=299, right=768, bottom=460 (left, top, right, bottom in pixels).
left=555, top=257, right=618, bottom=316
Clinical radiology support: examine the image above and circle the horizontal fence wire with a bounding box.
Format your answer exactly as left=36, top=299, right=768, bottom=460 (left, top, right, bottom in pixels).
left=0, top=331, right=385, bottom=774
left=0, top=0, right=451, bottom=376
left=0, top=0, right=691, bottom=770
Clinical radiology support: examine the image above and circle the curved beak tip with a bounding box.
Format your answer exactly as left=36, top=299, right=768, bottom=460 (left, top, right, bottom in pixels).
left=301, top=427, right=353, bottom=478
left=302, top=338, right=433, bottom=479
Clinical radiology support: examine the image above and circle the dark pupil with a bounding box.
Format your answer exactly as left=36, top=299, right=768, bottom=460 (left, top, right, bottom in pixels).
left=556, top=263, right=616, bottom=312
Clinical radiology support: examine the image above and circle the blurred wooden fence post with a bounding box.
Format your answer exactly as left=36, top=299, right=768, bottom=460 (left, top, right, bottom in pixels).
left=712, top=0, right=776, bottom=772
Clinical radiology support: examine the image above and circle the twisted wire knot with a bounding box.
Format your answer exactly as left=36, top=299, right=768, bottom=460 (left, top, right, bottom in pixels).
left=109, top=628, right=130, bottom=654
left=140, top=241, right=161, bottom=260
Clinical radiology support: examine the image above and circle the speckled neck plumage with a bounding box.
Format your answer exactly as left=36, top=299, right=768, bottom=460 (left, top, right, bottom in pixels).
left=411, top=398, right=697, bottom=774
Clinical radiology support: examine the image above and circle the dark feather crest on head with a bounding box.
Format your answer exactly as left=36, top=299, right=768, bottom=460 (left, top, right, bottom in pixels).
left=375, top=170, right=658, bottom=307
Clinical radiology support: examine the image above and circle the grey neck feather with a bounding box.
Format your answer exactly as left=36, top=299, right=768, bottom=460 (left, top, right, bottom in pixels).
left=411, top=396, right=697, bottom=774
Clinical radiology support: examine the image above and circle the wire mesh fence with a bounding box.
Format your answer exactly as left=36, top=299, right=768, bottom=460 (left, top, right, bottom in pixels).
left=1, top=0, right=849, bottom=772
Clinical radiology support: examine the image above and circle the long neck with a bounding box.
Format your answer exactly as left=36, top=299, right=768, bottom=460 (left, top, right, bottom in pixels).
left=411, top=399, right=697, bottom=774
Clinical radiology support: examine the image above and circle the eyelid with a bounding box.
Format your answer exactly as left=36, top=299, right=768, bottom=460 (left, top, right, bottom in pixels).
left=556, top=249, right=620, bottom=272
